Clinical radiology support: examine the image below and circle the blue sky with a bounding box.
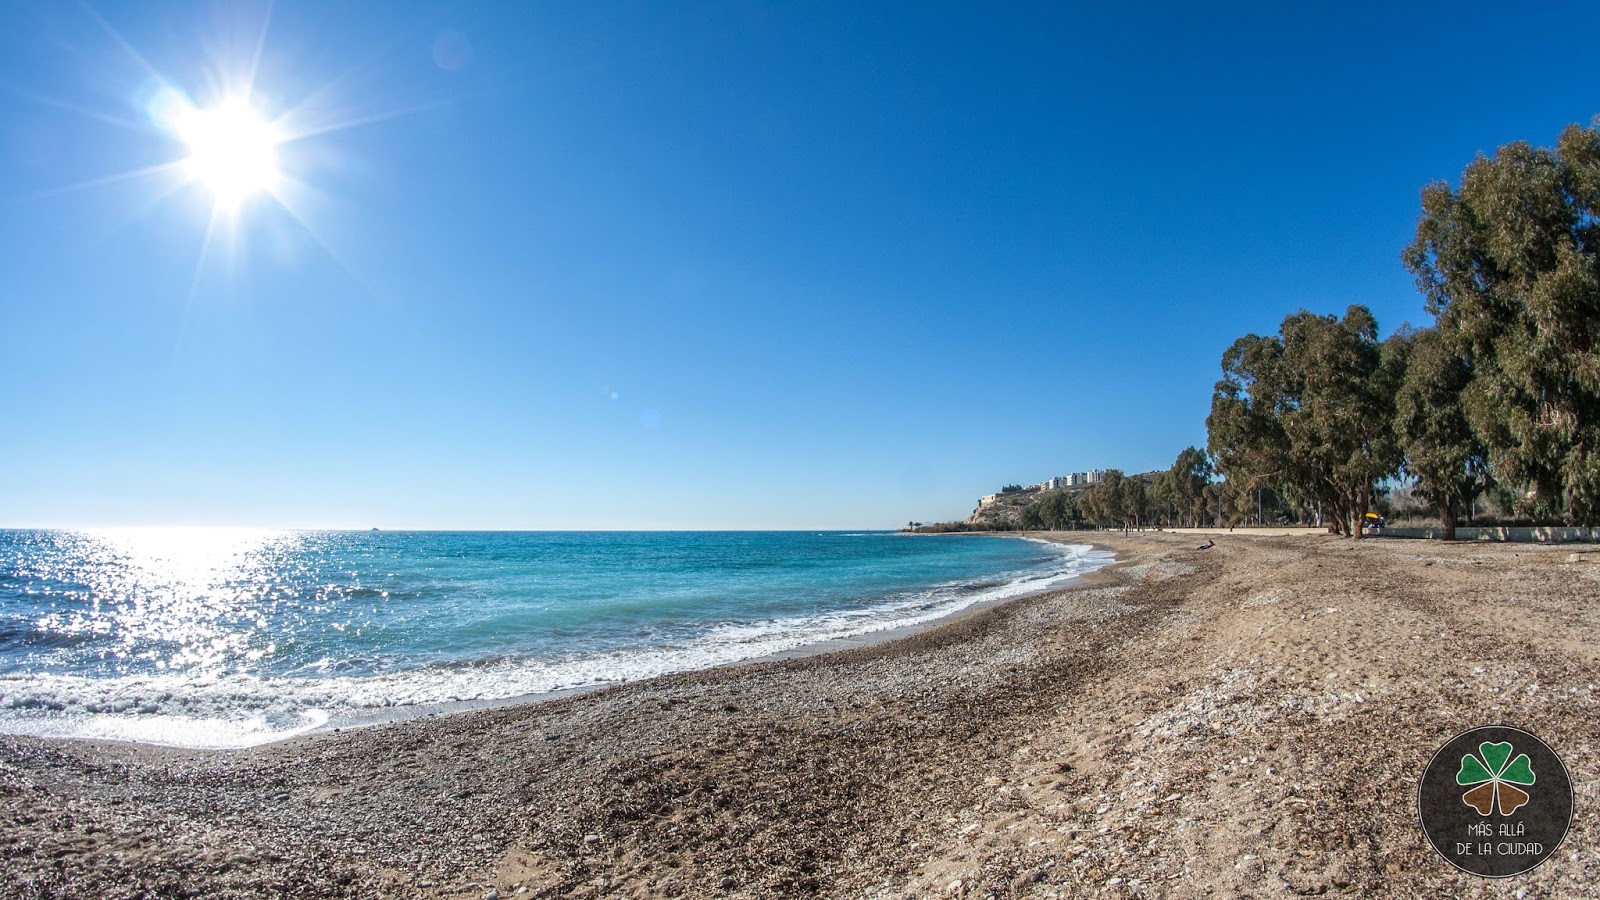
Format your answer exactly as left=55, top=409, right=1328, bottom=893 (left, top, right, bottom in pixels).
left=2, top=1, right=1597, bottom=529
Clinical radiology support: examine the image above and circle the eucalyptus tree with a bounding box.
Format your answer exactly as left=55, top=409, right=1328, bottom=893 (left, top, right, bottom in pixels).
left=1077, top=483, right=1108, bottom=529
left=1206, top=330, right=1301, bottom=521
left=1167, top=446, right=1213, bottom=527
left=1040, top=490, right=1078, bottom=530
left=1392, top=326, right=1487, bottom=539
left=1018, top=504, right=1046, bottom=531
left=1080, top=471, right=1127, bottom=529
left=1403, top=121, right=1600, bottom=523
left=1150, top=471, right=1177, bottom=527
left=1118, top=474, right=1151, bottom=530
left=1208, top=306, right=1404, bottom=537
left=1201, top=480, right=1226, bottom=528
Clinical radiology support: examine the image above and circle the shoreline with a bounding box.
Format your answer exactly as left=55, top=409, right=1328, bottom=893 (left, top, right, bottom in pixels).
left=246, top=535, right=1116, bottom=747
left=0, top=533, right=1112, bottom=752
left=320, top=537, right=1116, bottom=745
left=5, top=532, right=1594, bottom=897
left=745, top=534, right=1113, bottom=664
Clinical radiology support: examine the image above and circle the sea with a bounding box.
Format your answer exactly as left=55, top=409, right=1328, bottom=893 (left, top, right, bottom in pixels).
left=0, top=529, right=1109, bottom=748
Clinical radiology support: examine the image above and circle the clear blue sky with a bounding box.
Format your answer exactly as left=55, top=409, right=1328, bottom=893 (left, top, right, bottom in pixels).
left=2, top=1, right=1597, bottom=529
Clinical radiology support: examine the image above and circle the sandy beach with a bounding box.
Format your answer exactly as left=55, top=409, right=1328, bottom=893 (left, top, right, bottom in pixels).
left=4, top=532, right=1596, bottom=898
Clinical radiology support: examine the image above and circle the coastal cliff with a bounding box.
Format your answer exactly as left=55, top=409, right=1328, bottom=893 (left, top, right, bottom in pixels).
left=965, top=487, right=1043, bottom=528
left=964, top=484, right=1094, bottom=529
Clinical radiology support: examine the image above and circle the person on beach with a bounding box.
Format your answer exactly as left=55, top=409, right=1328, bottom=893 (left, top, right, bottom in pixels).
left=1197, top=539, right=1215, bottom=550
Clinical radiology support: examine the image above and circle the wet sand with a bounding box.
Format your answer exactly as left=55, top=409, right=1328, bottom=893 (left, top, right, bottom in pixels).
left=3, top=532, right=1596, bottom=897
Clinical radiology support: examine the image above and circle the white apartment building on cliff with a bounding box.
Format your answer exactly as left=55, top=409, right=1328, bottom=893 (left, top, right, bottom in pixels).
left=996, top=469, right=1108, bottom=505
left=1031, top=472, right=1094, bottom=492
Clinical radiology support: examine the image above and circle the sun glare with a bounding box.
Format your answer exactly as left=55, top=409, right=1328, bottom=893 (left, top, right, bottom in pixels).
left=59, top=5, right=447, bottom=291
left=173, top=98, right=282, bottom=207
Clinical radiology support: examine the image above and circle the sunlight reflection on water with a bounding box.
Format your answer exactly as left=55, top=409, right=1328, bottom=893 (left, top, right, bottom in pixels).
left=0, top=530, right=1108, bottom=747
left=22, top=527, right=300, bottom=675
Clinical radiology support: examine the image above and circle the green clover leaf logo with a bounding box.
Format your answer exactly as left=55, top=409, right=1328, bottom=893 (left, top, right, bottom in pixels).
left=1457, top=741, right=1535, bottom=816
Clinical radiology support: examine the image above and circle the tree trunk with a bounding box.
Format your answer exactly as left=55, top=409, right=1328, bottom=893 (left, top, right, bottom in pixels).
left=1438, top=498, right=1457, bottom=541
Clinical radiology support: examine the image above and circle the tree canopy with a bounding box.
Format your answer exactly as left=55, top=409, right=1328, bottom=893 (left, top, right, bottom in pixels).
left=1403, top=121, right=1600, bottom=522
left=1207, top=305, right=1404, bottom=537
left=1019, top=490, right=1079, bottom=531
left=1391, top=326, right=1486, bottom=538
left=1154, top=446, right=1212, bottom=527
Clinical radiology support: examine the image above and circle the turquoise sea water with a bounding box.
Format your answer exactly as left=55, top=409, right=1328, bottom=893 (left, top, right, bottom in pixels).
left=0, top=529, right=1107, bottom=747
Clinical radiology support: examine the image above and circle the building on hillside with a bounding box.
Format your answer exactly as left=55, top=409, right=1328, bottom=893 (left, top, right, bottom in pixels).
left=1086, top=469, right=1107, bottom=484
left=979, top=493, right=1000, bottom=508
left=1066, top=472, right=1087, bottom=486
left=1042, top=476, right=1071, bottom=490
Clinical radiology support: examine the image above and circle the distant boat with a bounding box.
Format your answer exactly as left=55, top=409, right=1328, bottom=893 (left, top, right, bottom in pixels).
left=371, top=527, right=380, bottom=532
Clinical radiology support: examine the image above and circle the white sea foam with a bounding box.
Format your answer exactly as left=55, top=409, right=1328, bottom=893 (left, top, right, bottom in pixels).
left=0, top=540, right=1109, bottom=748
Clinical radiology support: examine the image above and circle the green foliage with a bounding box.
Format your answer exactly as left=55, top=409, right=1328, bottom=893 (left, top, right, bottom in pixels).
left=1156, top=446, right=1213, bottom=526
left=911, top=521, right=984, bottom=533
left=1000, top=484, right=1025, bottom=494
left=1118, top=474, right=1150, bottom=528
left=1403, top=121, right=1600, bottom=523
left=1391, top=326, right=1487, bottom=538
left=1019, top=490, right=1080, bottom=531
left=1018, top=503, right=1045, bottom=531
left=1078, top=470, right=1132, bottom=528
left=1207, top=305, right=1403, bottom=537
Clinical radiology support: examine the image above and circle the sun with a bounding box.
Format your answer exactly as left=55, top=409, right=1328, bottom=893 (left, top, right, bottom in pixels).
left=52, top=3, right=451, bottom=291
left=172, top=97, right=282, bottom=208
